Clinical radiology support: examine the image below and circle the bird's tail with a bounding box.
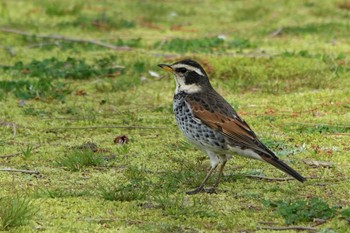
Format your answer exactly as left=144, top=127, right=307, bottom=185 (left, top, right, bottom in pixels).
left=261, top=156, right=306, bottom=182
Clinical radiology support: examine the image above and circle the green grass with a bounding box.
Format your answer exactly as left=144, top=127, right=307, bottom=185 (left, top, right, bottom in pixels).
left=341, top=208, right=350, bottom=223
left=154, top=37, right=255, bottom=53
left=20, top=144, right=35, bottom=160
left=98, top=178, right=149, bottom=202
left=152, top=193, right=217, bottom=218
left=0, top=196, right=37, bottom=230
left=0, top=0, right=349, bottom=232
left=97, top=166, right=151, bottom=202
left=264, top=198, right=337, bottom=224
left=56, top=149, right=105, bottom=171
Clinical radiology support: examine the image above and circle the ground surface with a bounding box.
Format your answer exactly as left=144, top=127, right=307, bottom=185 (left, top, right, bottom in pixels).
left=0, top=0, right=349, bottom=232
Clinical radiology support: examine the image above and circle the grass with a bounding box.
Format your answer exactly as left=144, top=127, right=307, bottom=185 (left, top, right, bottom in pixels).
left=341, top=208, right=350, bottom=223
left=154, top=37, right=255, bottom=53
left=97, top=166, right=151, bottom=202
left=0, top=196, right=36, bottom=230
left=0, top=0, right=349, bottom=232
left=56, top=149, right=105, bottom=171
left=20, top=144, right=35, bottom=160
left=98, top=178, right=149, bottom=202
left=152, top=193, right=217, bottom=218
left=264, top=198, right=337, bottom=224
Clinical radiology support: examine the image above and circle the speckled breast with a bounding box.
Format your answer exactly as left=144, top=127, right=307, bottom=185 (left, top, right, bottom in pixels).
left=173, top=92, right=227, bottom=152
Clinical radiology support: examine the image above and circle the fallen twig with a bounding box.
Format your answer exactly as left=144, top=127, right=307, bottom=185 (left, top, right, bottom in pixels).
left=25, top=42, right=60, bottom=48
left=0, top=28, right=131, bottom=51
left=284, top=122, right=350, bottom=129
left=0, top=45, right=16, bottom=56
left=82, top=217, right=143, bottom=225
left=245, top=174, right=318, bottom=181
left=303, top=160, right=334, bottom=168
left=0, top=145, right=41, bottom=158
left=311, top=218, right=327, bottom=227
left=0, top=168, right=39, bottom=175
left=245, top=175, right=295, bottom=181
left=326, top=132, right=350, bottom=136
left=45, top=125, right=166, bottom=132
left=257, top=225, right=316, bottom=231
left=151, top=51, right=277, bottom=59
left=270, top=27, right=284, bottom=37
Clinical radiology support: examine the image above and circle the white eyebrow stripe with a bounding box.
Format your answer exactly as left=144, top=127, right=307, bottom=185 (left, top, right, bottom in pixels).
left=172, top=64, right=204, bottom=76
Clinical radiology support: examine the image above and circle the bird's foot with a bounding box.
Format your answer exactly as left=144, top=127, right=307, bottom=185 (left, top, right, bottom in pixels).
left=186, top=186, right=217, bottom=195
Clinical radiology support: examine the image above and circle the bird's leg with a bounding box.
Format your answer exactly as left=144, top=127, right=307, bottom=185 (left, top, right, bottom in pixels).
left=186, top=164, right=217, bottom=195
left=186, top=150, right=219, bottom=195
left=213, top=160, right=227, bottom=188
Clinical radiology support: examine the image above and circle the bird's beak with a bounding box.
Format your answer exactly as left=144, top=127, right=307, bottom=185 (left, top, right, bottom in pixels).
left=158, top=64, right=174, bottom=73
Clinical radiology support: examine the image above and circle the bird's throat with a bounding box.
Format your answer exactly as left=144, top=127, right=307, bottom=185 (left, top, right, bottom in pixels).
left=175, top=83, right=202, bottom=94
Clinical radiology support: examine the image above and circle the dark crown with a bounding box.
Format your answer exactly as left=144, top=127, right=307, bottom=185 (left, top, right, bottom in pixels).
left=173, top=59, right=203, bottom=69
left=172, top=59, right=211, bottom=87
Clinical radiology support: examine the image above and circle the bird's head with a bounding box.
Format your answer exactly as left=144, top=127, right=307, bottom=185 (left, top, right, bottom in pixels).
left=158, top=59, right=212, bottom=94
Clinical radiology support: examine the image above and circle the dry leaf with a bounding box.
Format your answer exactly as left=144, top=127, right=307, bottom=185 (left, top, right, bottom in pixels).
left=148, top=70, right=160, bottom=78
left=114, top=135, right=129, bottom=144
left=75, top=89, right=87, bottom=96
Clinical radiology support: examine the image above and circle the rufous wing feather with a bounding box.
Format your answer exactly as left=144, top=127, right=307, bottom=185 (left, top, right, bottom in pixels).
left=186, top=98, right=306, bottom=183
left=186, top=99, right=265, bottom=154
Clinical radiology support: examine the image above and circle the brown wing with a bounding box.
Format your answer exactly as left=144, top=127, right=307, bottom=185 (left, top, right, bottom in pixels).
left=185, top=95, right=306, bottom=183
left=185, top=97, right=270, bottom=155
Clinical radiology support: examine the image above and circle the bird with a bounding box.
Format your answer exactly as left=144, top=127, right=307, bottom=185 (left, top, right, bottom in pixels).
left=158, top=59, right=306, bottom=194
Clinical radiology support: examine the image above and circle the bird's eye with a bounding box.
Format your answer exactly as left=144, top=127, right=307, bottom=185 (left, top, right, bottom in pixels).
left=176, top=68, right=187, bottom=74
